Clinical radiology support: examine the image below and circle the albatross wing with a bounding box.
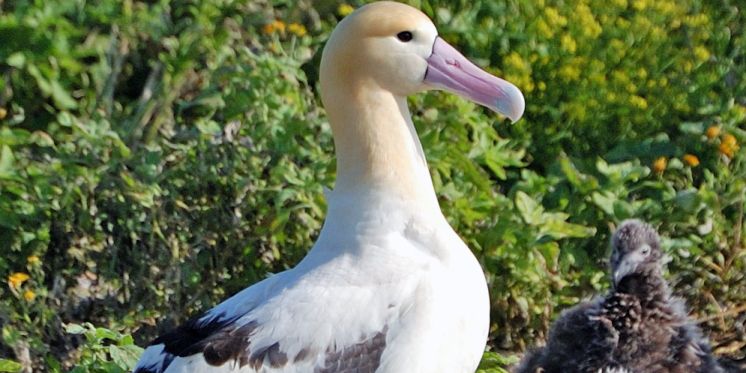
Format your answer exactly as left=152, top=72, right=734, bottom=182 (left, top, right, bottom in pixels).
left=134, top=197, right=488, bottom=373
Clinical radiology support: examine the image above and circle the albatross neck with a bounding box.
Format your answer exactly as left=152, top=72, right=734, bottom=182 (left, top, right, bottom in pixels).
left=323, top=79, right=440, bottom=213
left=616, top=267, right=669, bottom=305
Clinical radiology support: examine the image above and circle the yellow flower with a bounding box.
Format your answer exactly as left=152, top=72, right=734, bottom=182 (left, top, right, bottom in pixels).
left=544, top=7, right=567, bottom=27
left=337, top=3, right=355, bottom=17
left=8, top=272, right=30, bottom=288
left=560, top=34, right=577, bottom=54
left=705, top=125, right=720, bottom=139
left=632, top=0, right=649, bottom=10
left=23, top=290, right=35, bottom=301
left=654, top=0, right=677, bottom=15
left=719, top=144, right=735, bottom=158
left=27, top=255, right=40, bottom=265
left=650, top=26, right=666, bottom=41
left=719, top=133, right=739, bottom=158
left=559, top=64, right=581, bottom=81
left=694, top=46, right=710, bottom=63
left=576, top=4, right=602, bottom=38
left=503, top=52, right=535, bottom=92
left=0, top=107, right=6, bottom=120
left=629, top=95, right=648, bottom=109
left=535, top=19, right=554, bottom=38
left=566, top=101, right=588, bottom=121
left=683, top=154, right=700, bottom=167
left=504, top=51, right=530, bottom=71
left=652, top=157, right=667, bottom=173
left=682, top=60, right=693, bottom=73
left=685, top=14, right=709, bottom=27
left=287, top=23, right=307, bottom=37
left=262, top=20, right=286, bottom=35
left=722, top=133, right=737, bottom=147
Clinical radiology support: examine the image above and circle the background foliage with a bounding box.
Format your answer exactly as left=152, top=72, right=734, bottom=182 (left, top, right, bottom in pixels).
left=0, top=0, right=744, bottom=371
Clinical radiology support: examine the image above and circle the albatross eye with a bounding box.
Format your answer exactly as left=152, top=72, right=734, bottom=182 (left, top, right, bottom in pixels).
left=396, top=31, right=413, bottom=42
left=640, top=245, right=651, bottom=256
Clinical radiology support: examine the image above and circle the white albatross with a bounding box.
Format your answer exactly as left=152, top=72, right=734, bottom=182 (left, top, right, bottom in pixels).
left=133, top=2, right=524, bottom=372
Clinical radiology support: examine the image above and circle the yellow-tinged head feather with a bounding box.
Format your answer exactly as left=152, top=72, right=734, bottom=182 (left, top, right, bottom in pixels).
left=321, top=2, right=438, bottom=100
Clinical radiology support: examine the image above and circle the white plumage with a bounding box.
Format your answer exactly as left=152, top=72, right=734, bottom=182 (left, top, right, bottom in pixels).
left=135, top=190, right=490, bottom=373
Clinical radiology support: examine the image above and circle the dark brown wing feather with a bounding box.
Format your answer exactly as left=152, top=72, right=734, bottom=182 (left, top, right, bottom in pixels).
left=314, top=326, right=388, bottom=373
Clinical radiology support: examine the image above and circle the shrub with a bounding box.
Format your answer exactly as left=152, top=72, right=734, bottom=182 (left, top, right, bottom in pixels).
left=0, top=0, right=743, bottom=371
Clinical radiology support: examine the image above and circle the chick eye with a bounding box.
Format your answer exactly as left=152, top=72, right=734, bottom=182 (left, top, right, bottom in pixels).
left=640, top=245, right=651, bottom=256
left=396, top=31, right=413, bottom=42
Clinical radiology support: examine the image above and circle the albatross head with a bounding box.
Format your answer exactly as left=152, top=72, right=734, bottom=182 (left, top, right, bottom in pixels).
left=609, top=219, right=663, bottom=288
left=320, top=1, right=525, bottom=123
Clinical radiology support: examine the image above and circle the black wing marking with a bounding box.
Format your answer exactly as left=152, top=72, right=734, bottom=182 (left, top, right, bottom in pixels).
left=143, top=314, right=389, bottom=372
left=248, top=341, right=289, bottom=369
left=197, top=320, right=259, bottom=366
left=154, top=312, right=239, bottom=357
left=144, top=313, right=292, bottom=371
left=314, top=326, right=388, bottom=373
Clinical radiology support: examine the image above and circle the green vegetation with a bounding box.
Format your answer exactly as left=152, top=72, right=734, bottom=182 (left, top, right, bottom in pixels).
left=1, top=0, right=744, bottom=371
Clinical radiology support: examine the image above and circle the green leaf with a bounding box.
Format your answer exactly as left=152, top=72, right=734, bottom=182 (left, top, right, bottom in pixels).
left=65, top=323, right=87, bottom=335
left=0, top=359, right=22, bottom=373
left=591, top=191, right=616, bottom=216
left=540, top=218, right=597, bottom=240
left=678, top=121, right=704, bottom=135
left=674, top=189, right=701, bottom=212
left=26, top=65, right=77, bottom=109
left=56, top=111, right=74, bottom=127
left=515, top=191, right=543, bottom=225
left=6, top=53, right=25, bottom=68
left=477, top=350, right=518, bottom=372
left=110, top=344, right=143, bottom=369
left=0, top=145, right=16, bottom=179
left=99, top=361, right=126, bottom=373
left=49, top=79, right=78, bottom=110
left=29, top=131, right=55, bottom=147
left=95, top=327, right=120, bottom=341
left=196, top=119, right=222, bottom=135
left=44, top=356, right=63, bottom=373
left=560, top=157, right=598, bottom=192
